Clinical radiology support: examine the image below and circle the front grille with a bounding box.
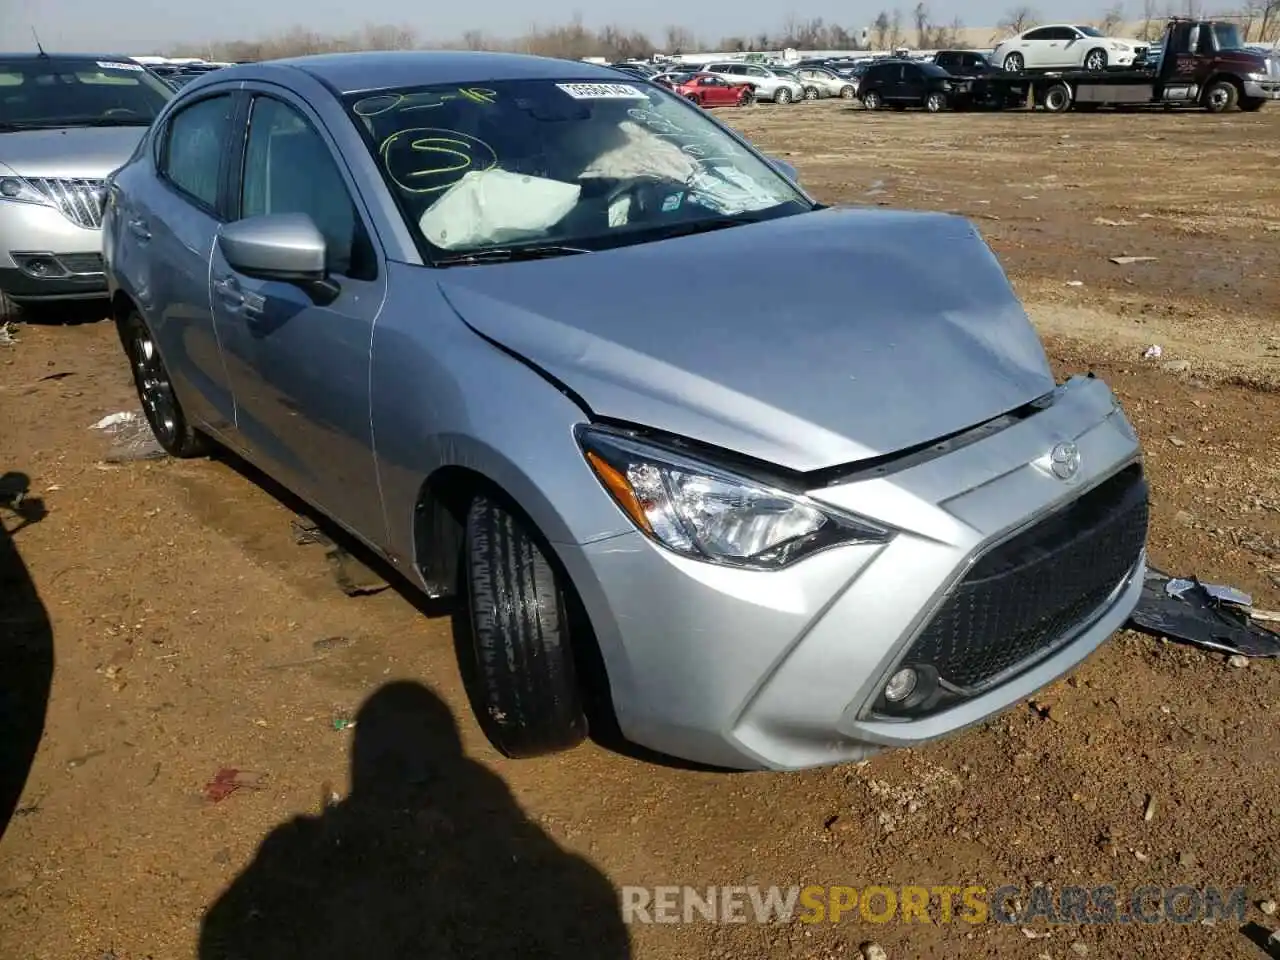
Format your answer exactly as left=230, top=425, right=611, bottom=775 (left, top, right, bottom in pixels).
left=57, top=252, right=105, bottom=274
left=27, top=177, right=106, bottom=229
left=900, top=464, right=1148, bottom=694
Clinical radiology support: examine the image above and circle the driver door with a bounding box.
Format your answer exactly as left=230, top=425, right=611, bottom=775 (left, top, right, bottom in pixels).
left=210, top=90, right=388, bottom=541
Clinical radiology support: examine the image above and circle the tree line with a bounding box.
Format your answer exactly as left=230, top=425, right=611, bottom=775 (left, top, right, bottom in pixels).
left=172, top=3, right=1280, bottom=62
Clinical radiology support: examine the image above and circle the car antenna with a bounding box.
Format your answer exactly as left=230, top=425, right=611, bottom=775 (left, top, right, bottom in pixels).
left=31, top=26, right=48, bottom=56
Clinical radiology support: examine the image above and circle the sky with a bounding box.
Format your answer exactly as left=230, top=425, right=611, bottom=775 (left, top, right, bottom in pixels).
left=3, top=0, right=1127, bottom=53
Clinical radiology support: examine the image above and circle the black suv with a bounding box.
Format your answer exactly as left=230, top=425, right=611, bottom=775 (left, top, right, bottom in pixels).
left=858, top=60, right=970, bottom=112
left=932, top=50, right=995, bottom=76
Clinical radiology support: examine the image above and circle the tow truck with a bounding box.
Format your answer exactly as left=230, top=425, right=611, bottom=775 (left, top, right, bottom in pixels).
left=974, top=18, right=1279, bottom=113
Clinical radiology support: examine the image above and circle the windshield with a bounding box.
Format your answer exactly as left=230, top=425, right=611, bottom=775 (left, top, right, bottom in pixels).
left=0, top=57, right=172, bottom=128
left=1074, top=25, right=1107, bottom=37
left=344, top=79, right=811, bottom=260
left=1211, top=23, right=1245, bottom=49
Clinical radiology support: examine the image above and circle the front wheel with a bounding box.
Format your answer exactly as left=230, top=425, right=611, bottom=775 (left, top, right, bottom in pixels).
left=862, top=90, right=883, bottom=110
left=774, top=86, right=793, bottom=104
left=924, top=91, right=947, bottom=112
left=120, top=309, right=208, bottom=457
left=463, top=494, right=587, bottom=758
left=1003, top=52, right=1024, bottom=73
left=1084, top=48, right=1108, bottom=72
left=1203, top=78, right=1238, bottom=112
left=802, top=85, right=820, bottom=100
left=684, top=93, right=701, bottom=106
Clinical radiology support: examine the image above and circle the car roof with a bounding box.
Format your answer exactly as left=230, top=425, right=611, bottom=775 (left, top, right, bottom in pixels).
left=216, top=50, right=630, bottom=95
left=0, top=52, right=142, bottom=61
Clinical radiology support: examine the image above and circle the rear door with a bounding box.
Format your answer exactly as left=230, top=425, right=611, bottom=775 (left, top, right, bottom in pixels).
left=1018, top=27, right=1057, bottom=68
left=898, top=64, right=926, bottom=104
left=122, top=89, right=242, bottom=433
left=209, top=89, right=388, bottom=540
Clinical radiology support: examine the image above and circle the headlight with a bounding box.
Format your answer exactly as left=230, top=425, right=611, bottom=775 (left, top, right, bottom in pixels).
left=1113, top=42, right=1131, bottom=52
left=576, top=425, right=891, bottom=569
left=1246, top=71, right=1267, bottom=81
left=0, top=177, right=52, bottom=207
left=941, top=81, right=952, bottom=90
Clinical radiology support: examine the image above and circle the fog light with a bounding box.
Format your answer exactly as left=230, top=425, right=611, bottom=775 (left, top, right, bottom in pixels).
left=884, top=667, right=918, bottom=703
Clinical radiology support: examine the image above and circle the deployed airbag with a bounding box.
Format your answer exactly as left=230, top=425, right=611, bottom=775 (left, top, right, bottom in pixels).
left=419, top=169, right=581, bottom=250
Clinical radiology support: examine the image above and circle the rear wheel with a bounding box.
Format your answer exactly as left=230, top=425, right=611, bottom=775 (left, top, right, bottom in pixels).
left=1084, top=48, right=1108, bottom=72
left=120, top=309, right=208, bottom=458
left=685, top=92, right=701, bottom=105
left=463, top=494, right=587, bottom=758
left=1003, top=52, right=1024, bottom=72
left=1042, top=82, right=1072, bottom=113
left=862, top=90, right=883, bottom=110
left=1203, top=78, right=1238, bottom=112
left=802, top=85, right=820, bottom=100
left=839, top=84, right=856, bottom=99
left=924, top=91, right=947, bottom=112
left=737, top=86, right=755, bottom=106
left=774, top=86, right=793, bottom=104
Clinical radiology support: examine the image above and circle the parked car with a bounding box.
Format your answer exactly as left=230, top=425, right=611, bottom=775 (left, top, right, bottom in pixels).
left=794, top=66, right=859, bottom=99
left=701, top=61, right=805, bottom=103
left=104, top=51, right=1147, bottom=772
left=858, top=59, right=971, bottom=111
left=610, top=61, right=659, bottom=78
left=660, top=71, right=755, bottom=107
left=0, top=53, right=172, bottom=320
left=991, top=24, right=1148, bottom=73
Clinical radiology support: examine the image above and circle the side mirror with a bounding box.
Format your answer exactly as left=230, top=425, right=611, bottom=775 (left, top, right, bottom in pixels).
left=769, top=156, right=799, bottom=183
left=218, top=213, right=327, bottom=282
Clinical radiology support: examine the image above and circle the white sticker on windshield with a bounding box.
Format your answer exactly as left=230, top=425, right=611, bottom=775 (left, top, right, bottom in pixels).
left=97, top=60, right=144, bottom=71
left=556, top=82, right=647, bottom=99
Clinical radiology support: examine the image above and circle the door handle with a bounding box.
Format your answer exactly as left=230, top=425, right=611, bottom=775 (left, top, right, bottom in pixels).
left=212, top=274, right=245, bottom=309
left=127, top=217, right=151, bottom=242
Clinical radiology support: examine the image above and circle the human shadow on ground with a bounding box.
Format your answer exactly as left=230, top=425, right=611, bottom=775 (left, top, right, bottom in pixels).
left=199, top=680, right=632, bottom=959
left=0, top=471, right=52, bottom=841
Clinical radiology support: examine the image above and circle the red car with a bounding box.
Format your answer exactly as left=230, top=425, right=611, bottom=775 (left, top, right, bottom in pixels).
left=657, top=71, right=754, bottom=107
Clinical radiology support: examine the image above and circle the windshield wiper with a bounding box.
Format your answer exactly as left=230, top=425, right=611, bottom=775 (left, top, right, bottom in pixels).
left=434, top=244, right=590, bottom=267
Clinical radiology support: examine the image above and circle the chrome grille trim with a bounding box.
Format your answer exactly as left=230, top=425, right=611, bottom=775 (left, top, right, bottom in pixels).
left=27, top=177, right=106, bottom=229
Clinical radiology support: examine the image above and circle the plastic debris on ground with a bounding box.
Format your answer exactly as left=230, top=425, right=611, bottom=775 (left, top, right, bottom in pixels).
left=204, top=767, right=266, bottom=803
left=1128, top=568, right=1280, bottom=658
left=1142, top=344, right=1163, bottom=359
left=0, top=321, right=18, bottom=345
left=1110, top=255, right=1159, bottom=265
left=89, top=410, right=167, bottom=463
left=291, top=515, right=389, bottom=596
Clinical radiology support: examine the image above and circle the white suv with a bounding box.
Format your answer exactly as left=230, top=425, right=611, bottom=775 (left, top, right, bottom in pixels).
left=700, top=62, right=805, bottom=103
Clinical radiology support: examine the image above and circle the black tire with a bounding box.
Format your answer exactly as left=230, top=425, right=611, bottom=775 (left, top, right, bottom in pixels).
left=738, top=86, right=756, bottom=106
left=774, top=86, right=793, bottom=104
left=463, top=494, right=587, bottom=758
left=924, top=91, right=947, bottom=112
left=1238, top=95, right=1264, bottom=112
left=1203, top=78, right=1238, bottom=113
left=685, top=92, right=701, bottom=105
left=862, top=90, right=883, bottom=110
left=839, top=84, right=856, bottom=99
left=1003, top=52, right=1024, bottom=73
left=1042, top=82, right=1072, bottom=113
left=1084, top=47, right=1108, bottom=72
left=120, top=309, right=208, bottom=458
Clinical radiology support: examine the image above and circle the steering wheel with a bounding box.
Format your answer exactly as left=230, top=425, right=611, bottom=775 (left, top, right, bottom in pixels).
left=584, top=175, right=688, bottom=224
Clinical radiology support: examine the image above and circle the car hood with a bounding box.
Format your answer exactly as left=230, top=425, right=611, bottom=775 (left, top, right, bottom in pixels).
left=437, top=207, right=1055, bottom=473
left=0, top=125, right=146, bottom=179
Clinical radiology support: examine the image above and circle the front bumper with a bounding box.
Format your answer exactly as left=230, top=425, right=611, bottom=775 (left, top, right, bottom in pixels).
left=0, top=201, right=107, bottom=301
left=1243, top=79, right=1280, bottom=100
left=559, top=374, right=1146, bottom=770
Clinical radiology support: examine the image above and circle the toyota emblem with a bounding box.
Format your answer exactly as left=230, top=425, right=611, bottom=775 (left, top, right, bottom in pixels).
left=1049, top=441, right=1081, bottom=480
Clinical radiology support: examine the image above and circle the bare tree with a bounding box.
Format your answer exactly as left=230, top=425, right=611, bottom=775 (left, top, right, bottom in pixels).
left=998, top=5, right=1040, bottom=34
left=872, top=11, right=891, bottom=48
left=913, top=2, right=931, bottom=46
left=663, top=25, right=698, bottom=53
left=889, top=7, right=904, bottom=47
left=1141, top=0, right=1159, bottom=39
left=1100, top=4, right=1125, bottom=32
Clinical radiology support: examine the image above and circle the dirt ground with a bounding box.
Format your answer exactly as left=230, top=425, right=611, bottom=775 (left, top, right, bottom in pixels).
left=2, top=101, right=1279, bottom=960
